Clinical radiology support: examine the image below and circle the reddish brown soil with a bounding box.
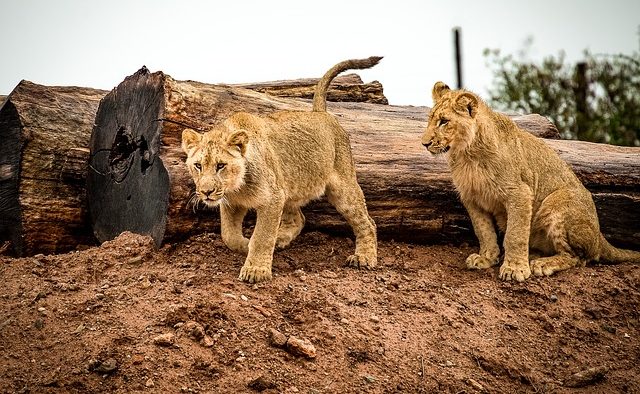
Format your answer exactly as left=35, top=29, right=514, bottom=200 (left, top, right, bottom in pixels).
left=1, top=231, right=638, bottom=393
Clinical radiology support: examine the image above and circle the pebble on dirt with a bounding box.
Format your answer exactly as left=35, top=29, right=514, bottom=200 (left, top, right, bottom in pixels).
left=153, top=333, right=176, bottom=347
left=563, top=365, right=609, bottom=388
left=285, top=336, right=317, bottom=359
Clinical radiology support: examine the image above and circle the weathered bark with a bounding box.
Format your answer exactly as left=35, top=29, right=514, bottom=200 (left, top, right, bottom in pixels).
left=0, top=81, right=107, bottom=255
left=234, top=73, right=388, bottom=105
left=88, top=68, right=639, bottom=249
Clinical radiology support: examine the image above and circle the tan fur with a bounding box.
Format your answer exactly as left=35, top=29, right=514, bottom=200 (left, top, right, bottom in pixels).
left=422, top=82, right=640, bottom=282
left=181, top=57, right=381, bottom=283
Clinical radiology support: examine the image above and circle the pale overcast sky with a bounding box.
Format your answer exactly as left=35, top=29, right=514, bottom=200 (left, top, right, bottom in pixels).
left=1, top=0, right=638, bottom=105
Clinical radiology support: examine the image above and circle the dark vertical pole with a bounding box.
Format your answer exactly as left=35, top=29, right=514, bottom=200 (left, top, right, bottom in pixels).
left=574, top=62, right=588, bottom=141
left=453, top=27, right=463, bottom=89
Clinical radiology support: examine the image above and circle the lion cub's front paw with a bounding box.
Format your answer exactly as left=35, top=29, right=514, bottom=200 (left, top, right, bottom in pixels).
left=346, top=254, right=377, bottom=270
left=499, top=260, right=531, bottom=282
left=466, top=253, right=498, bottom=269
left=238, top=264, right=272, bottom=284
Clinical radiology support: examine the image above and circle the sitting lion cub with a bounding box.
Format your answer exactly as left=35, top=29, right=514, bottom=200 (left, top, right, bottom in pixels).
left=421, top=82, right=640, bottom=282
left=181, top=57, right=380, bottom=283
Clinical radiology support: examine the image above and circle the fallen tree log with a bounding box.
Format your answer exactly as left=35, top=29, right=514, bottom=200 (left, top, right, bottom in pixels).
left=0, top=74, right=399, bottom=256
left=234, top=73, right=388, bottom=105
left=0, top=81, right=107, bottom=256
left=88, top=67, right=639, bottom=249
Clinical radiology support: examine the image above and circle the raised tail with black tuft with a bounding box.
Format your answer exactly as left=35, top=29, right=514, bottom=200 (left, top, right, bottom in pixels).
left=312, top=56, right=383, bottom=112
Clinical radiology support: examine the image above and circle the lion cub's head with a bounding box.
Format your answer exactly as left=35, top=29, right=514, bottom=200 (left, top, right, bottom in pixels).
left=181, top=127, right=248, bottom=207
left=421, top=82, right=480, bottom=155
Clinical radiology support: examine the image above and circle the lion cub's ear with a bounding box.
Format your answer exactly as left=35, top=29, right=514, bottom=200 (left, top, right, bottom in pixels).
left=227, top=130, right=248, bottom=156
left=454, top=92, right=479, bottom=118
left=182, top=128, right=202, bottom=153
left=432, top=81, right=451, bottom=103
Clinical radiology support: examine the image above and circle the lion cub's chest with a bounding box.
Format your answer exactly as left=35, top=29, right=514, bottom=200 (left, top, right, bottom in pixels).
left=451, top=161, right=505, bottom=214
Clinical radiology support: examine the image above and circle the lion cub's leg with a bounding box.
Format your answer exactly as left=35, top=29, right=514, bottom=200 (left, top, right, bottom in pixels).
left=530, top=188, right=595, bottom=277
left=276, top=206, right=305, bottom=249
left=499, top=187, right=534, bottom=282
left=220, top=205, right=249, bottom=254
left=531, top=254, right=583, bottom=276
left=463, top=201, right=500, bottom=270
left=326, top=179, right=377, bottom=269
left=238, top=198, right=284, bottom=284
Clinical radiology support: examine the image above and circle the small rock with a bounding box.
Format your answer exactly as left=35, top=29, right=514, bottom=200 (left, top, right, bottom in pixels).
left=202, top=335, right=214, bottom=347
left=370, top=315, right=380, bottom=323
left=95, top=293, right=105, bottom=299
left=34, top=319, right=44, bottom=330
left=145, top=378, right=154, bottom=388
left=285, top=336, right=316, bottom=359
left=248, top=375, right=277, bottom=391
left=73, top=323, right=85, bottom=334
left=364, top=374, right=376, bottom=383
left=236, top=356, right=246, bottom=363
left=153, top=333, right=175, bottom=347
left=293, top=269, right=305, bottom=277
left=444, top=360, right=454, bottom=367
left=340, top=318, right=350, bottom=325
left=549, top=294, right=558, bottom=302
left=320, top=270, right=338, bottom=279
left=131, top=354, right=144, bottom=365
left=222, top=293, right=237, bottom=299
left=563, top=365, right=609, bottom=388
left=465, top=377, right=485, bottom=392
left=183, top=320, right=205, bottom=340
left=268, top=328, right=287, bottom=347
left=127, top=256, right=143, bottom=265
left=93, top=358, right=117, bottom=373
left=624, top=333, right=631, bottom=338
left=240, top=295, right=248, bottom=302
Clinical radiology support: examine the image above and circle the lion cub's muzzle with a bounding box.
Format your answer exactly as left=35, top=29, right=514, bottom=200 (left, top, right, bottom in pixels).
left=422, top=141, right=450, bottom=155
left=199, top=188, right=224, bottom=206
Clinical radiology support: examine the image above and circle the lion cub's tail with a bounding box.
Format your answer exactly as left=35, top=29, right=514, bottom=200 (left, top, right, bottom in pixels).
left=312, top=56, right=383, bottom=112
left=599, top=234, right=640, bottom=264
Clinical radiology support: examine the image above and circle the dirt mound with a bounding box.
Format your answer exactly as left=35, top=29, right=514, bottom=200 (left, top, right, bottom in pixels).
left=1, top=231, right=638, bottom=393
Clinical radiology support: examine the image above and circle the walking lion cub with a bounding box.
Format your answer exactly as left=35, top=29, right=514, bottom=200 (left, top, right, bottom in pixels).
left=421, top=82, right=640, bottom=281
left=181, top=57, right=380, bottom=283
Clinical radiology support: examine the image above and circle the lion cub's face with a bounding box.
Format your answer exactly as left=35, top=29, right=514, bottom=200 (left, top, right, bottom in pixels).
left=422, top=82, right=479, bottom=155
left=181, top=128, right=248, bottom=207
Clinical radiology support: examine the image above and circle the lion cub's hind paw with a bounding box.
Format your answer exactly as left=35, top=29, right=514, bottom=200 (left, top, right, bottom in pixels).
left=346, top=254, right=377, bottom=270
left=238, top=265, right=273, bottom=284
left=466, top=253, right=498, bottom=269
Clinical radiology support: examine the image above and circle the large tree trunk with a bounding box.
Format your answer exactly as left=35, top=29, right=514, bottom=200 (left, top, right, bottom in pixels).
left=0, top=81, right=107, bottom=256
left=87, top=68, right=640, bottom=249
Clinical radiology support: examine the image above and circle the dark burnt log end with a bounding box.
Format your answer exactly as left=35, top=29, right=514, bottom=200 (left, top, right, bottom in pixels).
left=88, top=68, right=170, bottom=247
left=0, top=100, right=24, bottom=254
left=0, top=81, right=107, bottom=256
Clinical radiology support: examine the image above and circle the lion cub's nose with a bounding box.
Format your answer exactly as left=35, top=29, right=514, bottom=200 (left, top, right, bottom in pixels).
left=201, top=189, right=215, bottom=198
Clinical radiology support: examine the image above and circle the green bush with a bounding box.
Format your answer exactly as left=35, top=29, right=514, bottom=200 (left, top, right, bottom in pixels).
left=484, top=42, right=640, bottom=146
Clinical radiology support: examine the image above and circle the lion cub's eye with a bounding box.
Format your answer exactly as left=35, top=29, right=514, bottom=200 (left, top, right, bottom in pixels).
left=216, top=163, right=226, bottom=172
left=194, top=162, right=202, bottom=172
left=438, top=118, right=449, bottom=126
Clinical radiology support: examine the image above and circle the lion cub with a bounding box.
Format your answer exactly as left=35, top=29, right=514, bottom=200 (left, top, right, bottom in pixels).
left=181, top=57, right=380, bottom=283
left=421, top=82, right=640, bottom=282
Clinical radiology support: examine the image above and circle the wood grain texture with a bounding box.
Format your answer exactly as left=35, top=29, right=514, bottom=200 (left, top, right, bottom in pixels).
left=89, top=69, right=639, bottom=250
left=0, top=81, right=107, bottom=255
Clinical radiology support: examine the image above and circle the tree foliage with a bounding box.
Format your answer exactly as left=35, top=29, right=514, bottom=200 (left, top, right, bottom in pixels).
left=484, top=41, right=640, bottom=146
